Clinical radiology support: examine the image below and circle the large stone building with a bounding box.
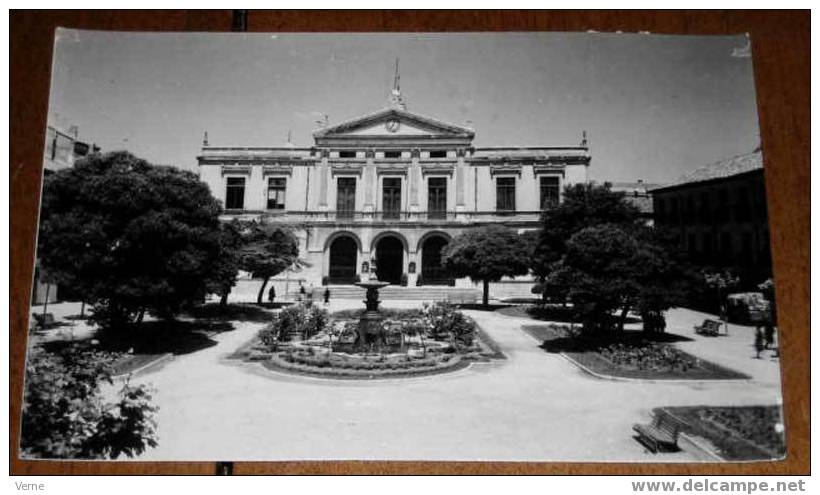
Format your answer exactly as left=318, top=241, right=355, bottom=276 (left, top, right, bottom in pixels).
left=197, top=89, right=590, bottom=298
left=651, top=149, right=771, bottom=285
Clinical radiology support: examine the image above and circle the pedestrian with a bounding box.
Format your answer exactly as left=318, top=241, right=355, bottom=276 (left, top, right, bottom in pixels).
left=267, top=285, right=276, bottom=304
left=764, top=322, right=775, bottom=350
left=754, top=326, right=765, bottom=359
left=324, top=287, right=331, bottom=305
left=299, top=283, right=305, bottom=302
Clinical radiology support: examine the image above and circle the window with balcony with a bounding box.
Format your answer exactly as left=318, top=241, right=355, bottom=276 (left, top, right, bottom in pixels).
left=339, top=150, right=356, bottom=158
left=225, top=177, right=245, bottom=210
left=429, top=150, right=447, bottom=159
left=496, top=177, right=516, bottom=212
left=427, top=177, right=447, bottom=219
left=267, top=177, right=286, bottom=210
left=384, top=151, right=401, bottom=159
left=382, top=178, right=402, bottom=219
left=336, top=177, right=356, bottom=219
left=539, top=176, right=560, bottom=210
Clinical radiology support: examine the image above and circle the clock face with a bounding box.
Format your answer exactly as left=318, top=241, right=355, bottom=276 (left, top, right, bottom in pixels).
left=384, top=120, right=401, bottom=133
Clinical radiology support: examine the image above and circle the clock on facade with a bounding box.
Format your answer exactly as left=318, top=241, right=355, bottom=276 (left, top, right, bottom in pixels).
left=384, top=120, right=401, bottom=133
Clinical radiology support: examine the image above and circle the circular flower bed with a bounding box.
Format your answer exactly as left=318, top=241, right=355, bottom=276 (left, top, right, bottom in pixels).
left=266, top=348, right=466, bottom=379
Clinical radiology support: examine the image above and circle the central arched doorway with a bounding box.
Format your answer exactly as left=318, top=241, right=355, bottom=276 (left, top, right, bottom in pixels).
left=328, top=236, right=358, bottom=284
left=375, top=236, right=404, bottom=284
left=421, top=235, right=451, bottom=285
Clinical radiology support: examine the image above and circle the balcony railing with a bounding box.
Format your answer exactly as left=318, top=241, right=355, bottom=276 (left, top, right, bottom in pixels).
left=220, top=210, right=545, bottom=223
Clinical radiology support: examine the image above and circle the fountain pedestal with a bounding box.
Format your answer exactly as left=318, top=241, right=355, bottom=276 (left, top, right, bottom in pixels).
left=353, top=279, right=390, bottom=351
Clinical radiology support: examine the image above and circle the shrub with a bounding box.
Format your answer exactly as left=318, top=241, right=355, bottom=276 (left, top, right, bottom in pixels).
left=268, top=303, right=330, bottom=342
left=257, top=324, right=279, bottom=351
left=421, top=301, right=476, bottom=347
left=598, top=342, right=695, bottom=372
left=21, top=345, right=158, bottom=459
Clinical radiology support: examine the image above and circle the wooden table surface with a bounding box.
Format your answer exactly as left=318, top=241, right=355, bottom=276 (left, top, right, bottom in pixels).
left=9, top=10, right=809, bottom=475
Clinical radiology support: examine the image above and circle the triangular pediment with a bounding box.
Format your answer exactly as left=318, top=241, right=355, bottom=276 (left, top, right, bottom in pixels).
left=313, top=108, right=475, bottom=140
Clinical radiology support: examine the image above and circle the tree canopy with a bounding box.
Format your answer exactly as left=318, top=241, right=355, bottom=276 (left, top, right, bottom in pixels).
left=236, top=222, right=300, bottom=304
left=37, top=151, right=225, bottom=328
left=442, top=225, right=531, bottom=306
left=547, top=224, right=689, bottom=334
left=531, top=183, right=642, bottom=283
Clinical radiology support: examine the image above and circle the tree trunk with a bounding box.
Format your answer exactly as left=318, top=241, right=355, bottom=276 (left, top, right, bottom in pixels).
left=257, top=276, right=270, bottom=305
left=482, top=280, right=490, bottom=307
left=80, top=300, right=86, bottom=318
left=219, top=290, right=229, bottom=307
left=618, top=305, right=630, bottom=333
left=42, top=283, right=50, bottom=317
left=136, top=308, right=146, bottom=325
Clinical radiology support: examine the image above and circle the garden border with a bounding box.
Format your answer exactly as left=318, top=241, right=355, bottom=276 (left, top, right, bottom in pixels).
left=558, top=352, right=752, bottom=384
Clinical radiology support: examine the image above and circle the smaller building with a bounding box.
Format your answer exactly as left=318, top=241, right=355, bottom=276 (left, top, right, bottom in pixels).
left=651, top=149, right=771, bottom=285
left=608, top=180, right=662, bottom=225
left=33, top=125, right=99, bottom=305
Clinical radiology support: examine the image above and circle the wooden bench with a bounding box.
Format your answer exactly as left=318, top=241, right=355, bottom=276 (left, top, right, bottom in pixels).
left=633, top=411, right=682, bottom=453
left=694, top=319, right=722, bottom=337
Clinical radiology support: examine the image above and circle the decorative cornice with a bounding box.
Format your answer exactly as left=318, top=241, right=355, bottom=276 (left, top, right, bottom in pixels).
left=331, top=164, right=363, bottom=176
left=421, top=164, right=455, bottom=177
left=221, top=165, right=252, bottom=176
left=533, top=164, right=566, bottom=176
left=489, top=165, right=522, bottom=177
left=376, top=165, right=408, bottom=176
left=262, top=165, right=293, bottom=176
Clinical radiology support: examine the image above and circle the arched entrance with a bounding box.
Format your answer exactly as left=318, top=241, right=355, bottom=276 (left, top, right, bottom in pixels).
left=375, top=236, right=404, bottom=284
left=421, top=235, right=451, bottom=285
left=328, top=236, right=358, bottom=284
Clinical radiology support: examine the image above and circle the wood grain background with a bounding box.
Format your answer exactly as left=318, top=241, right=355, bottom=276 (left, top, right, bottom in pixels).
left=9, top=10, right=809, bottom=475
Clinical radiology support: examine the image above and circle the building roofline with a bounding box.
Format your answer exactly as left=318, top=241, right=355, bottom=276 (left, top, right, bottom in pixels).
left=649, top=168, right=763, bottom=193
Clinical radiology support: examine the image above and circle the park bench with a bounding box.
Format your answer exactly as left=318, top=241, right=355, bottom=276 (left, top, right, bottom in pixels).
left=633, top=410, right=682, bottom=453
left=694, top=319, right=723, bottom=337
left=31, top=312, right=57, bottom=330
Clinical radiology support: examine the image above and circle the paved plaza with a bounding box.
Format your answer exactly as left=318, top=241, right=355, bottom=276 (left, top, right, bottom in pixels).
left=84, top=299, right=783, bottom=462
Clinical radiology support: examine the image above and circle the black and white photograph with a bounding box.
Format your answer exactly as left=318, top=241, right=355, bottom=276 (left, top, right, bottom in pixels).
left=21, top=29, right=785, bottom=463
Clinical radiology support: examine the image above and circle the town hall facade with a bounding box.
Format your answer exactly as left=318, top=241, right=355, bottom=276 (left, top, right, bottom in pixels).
left=197, top=90, right=590, bottom=297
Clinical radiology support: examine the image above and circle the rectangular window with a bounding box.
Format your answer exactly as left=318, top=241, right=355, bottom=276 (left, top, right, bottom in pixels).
left=225, top=177, right=246, bottom=210
left=656, top=198, right=666, bottom=224
left=429, top=150, right=447, bottom=159
left=384, top=151, right=401, bottom=159
left=427, top=177, right=447, bottom=219
left=539, top=176, right=560, bottom=210
left=703, top=233, right=713, bottom=256
left=336, top=177, right=356, bottom=219
left=718, top=188, right=730, bottom=222
left=267, top=177, right=286, bottom=210
left=496, top=177, right=516, bottom=212
left=382, top=177, right=402, bottom=219
left=339, top=150, right=356, bottom=158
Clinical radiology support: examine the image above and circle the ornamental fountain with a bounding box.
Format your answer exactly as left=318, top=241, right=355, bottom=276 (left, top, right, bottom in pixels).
left=352, top=264, right=391, bottom=351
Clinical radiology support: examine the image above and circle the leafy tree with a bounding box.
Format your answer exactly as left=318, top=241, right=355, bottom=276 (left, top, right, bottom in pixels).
left=208, top=220, right=243, bottom=306
left=37, top=151, right=224, bottom=329
left=442, top=225, right=531, bottom=306
left=547, top=224, right=688, bottom=335
left=237, top=222, right=300, bottom=304
left=21, top=345, right=158, bottom=459
left=531, top=183, right=641, bottom=294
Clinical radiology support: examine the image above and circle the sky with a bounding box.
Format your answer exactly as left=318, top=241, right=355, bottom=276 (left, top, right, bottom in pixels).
left=48, top=30, right=759, bottom=184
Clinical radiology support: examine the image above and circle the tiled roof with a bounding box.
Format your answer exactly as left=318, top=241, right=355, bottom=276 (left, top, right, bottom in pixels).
left=624, top=195, right=654, bottom=215
left=652, top=150, right=763, bottom=191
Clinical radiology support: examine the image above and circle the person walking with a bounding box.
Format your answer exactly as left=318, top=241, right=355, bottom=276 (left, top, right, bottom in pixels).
left=298, top=283, right=305, bottom=302
left=754, top=326, right=765, bottom=359
left=267, top=285, right=276, bottom=304
left=323, top=287, right=331, bottom=306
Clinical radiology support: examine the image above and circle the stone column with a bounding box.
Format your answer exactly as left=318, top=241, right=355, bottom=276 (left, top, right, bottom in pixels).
left=318, top=150, right=329, bottom=209
left=364, top=149, right=375, bottom=212
left=409, top=148, right=420, bottom=213
left=456, top=148, right=467, bottom=213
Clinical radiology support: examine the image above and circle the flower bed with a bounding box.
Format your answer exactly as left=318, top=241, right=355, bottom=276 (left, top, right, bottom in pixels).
left=521, top=324, right=749, bottom=380
left=598, top=342, right=695, bottom=373
left=265, top=349, right=466, bottom=379
left=662, top=406, right=785, bottom=460
left=239, top=301, right=502, bottom=379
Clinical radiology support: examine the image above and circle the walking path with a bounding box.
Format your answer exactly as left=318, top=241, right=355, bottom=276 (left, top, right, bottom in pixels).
left=128, top=302, right=783, bottom=462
